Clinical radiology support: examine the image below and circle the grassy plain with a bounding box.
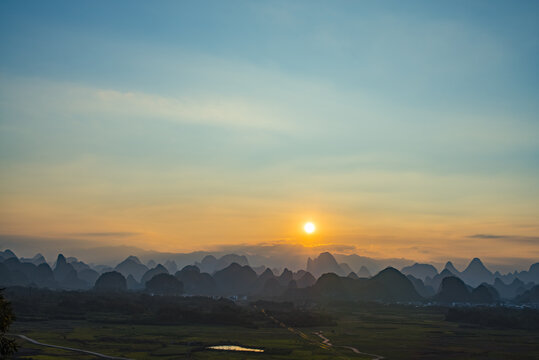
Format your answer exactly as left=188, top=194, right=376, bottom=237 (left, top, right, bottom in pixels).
left=10, top=303, right=539, bottom=360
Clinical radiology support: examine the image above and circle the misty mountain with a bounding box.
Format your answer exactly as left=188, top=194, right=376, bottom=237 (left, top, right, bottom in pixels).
left=334, top=253, right=414, bottom=275
left=444, top=261, right=460, bottom=275
left=433, top=276, right=470, bottom=303
left=213, top=262, right=257, bottom=296
left=407, top=275, right=435, bottom=298
left=295, top=271, right=316, bottom=288
left=164, top=260, right=178, bottom=274
left=347, top=272, right=359, bottom=280
left=426, top=269, right=458, bottom=291
left=357, top=265, right=372, bottom=278
left=141, top=264, right=169, bottom=285
left=94, top=271, right=127, bottom=292
left=174, top=265, right=216, bottom=295
left=53, top=254, right=87, bottom=289
left=307, top=252, right=345, bottom=278
left=493, top=278, right=531, bottom=299
left=20, top=253, right=46, bottom=266
left=289, top=267, right=422, bottom=302
left=146, top=273, right=183, bottom=296
left=339, top=263, right=353, bottom=276
left=114, top=256, right=149, bottom=282
left=195, top=254, right=249, bottom=274
left=401, top=263, right=438, bottom=281
left=460, top=258, right=494, bottom=287
left=515, top=285, right=539, bottom=303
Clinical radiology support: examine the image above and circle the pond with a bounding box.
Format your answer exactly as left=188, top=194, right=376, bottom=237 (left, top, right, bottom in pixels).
left=207, top=345, right=264, bottom=352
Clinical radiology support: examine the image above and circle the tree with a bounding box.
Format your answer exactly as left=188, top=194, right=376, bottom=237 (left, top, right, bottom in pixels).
left=0, top=289, right=17, bottom=357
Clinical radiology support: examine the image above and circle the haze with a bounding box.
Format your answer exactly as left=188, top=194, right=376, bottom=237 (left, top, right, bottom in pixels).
left=1, top=1, right=538, bottom=267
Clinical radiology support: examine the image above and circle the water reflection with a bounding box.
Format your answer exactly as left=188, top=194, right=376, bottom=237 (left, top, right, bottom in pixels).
left=208, top=345, right=264, bottom=352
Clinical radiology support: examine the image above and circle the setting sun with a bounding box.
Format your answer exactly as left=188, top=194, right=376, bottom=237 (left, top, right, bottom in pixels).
left=304, top=222, right=316, bottom=234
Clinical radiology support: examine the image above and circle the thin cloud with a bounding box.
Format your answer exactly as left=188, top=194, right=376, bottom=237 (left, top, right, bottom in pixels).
left=468, top=234, right=539, bottom=243
left=68, top=232, right=139, bottom=237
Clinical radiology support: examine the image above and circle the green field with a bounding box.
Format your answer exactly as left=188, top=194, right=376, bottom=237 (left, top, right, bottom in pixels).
left=10, top=303, right=539, bottom=360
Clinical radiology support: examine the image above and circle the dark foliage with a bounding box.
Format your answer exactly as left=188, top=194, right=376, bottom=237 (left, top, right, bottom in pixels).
left=0, top=289, right=17, bottom=357
left=446, top=307, right=539, bottom=330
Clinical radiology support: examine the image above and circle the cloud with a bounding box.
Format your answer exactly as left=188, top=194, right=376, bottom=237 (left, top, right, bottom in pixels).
left=67, top=232, right=139, bottom=237
left=468, top=234, right=539, bottom=244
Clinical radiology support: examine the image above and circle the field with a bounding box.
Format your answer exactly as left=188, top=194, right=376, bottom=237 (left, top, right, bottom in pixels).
left=10, top=303, right=539, bottom=360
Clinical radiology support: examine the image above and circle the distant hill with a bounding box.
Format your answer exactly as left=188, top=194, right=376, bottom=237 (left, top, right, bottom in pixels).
left=306, top=252, right=345, bottom=278
left=213, top=263, right=257, bottom=296
left=195, top=254, right=249, bottom=274
left=401, top=263, right=438, bottom=281
left=175, top=265, right=216, bottom=295
left=114, top=256, right=149, bottom=282
left=460, top=258, right=494, bottom=287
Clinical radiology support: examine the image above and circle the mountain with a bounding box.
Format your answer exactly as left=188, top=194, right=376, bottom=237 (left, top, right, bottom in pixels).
left=277, top=268, right=293, bottom=286
left=407, top=275, right=435, bottom=298
left=444, top=261, right=460, bottom=275
left=347, top=272, right=359, bottom=280
left=296, top=272, right=316, bottom=288
left=213, top=263, right=257, bottom=296
left=126, top=274, right=143, bottom=290
left=357, top=266, right=371, bottom=278
left=460, top=258, right=494, bottom=287
left=0, top=249, right=17, bottom=261
left=401, top=263, right=438, bottom=281
left=306, top=252, right=345, bottom=278
left=470, top=284, right=500, bottom=303
left=53, top=254, right=86, bottom=289
left=339, top=263, right=354, bottom=276
left=174, top=265, right=216, bottom=295
left=434, top=276, right=470, bottom=303
left=141, top=264, right=169, bottom=285
left=195, top=254, right=249, bottom=274
left=289, top=267, right=422, bottom=302
left=164, top=260, right=178, bottom=274
left=515, top=285, right=539, bottom=303
left=20, top=253, right=46, bottom=266
left=146, top=273, right=183, bottom=296
left=114, top=256, right=149, bottom=282
left=94, top=271, right=127, bottom=292
left=334, top=253, right=414, bottom=275
left=492, top=278, right=531, bottom=299
left=426, top=269, right=456, bottom=291
left=78, top=268, right=99, bottom=286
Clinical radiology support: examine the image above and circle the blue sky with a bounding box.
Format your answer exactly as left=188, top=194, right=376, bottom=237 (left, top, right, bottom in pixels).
left=0, top=1, right=538, bottom=264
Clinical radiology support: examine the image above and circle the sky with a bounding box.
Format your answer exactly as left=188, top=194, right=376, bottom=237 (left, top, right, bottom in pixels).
left=0, top=1, right=538, bottom=267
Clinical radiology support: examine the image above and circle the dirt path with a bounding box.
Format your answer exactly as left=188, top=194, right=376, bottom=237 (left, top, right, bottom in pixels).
left=313, top=331, right=385, bottom=360
left=16, top=334, right=133, bottom=360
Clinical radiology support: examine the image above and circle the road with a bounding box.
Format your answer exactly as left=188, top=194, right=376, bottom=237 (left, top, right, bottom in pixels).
left=16, top=334, right=133, bottom=360
left=313, top=331, right=385, bottom=360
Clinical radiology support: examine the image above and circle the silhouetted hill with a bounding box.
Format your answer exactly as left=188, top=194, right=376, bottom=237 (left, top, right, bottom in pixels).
left=164, top=260, right=178, bottom=274
left=141, top=264, right=169, bottom=285
left=213, top=263, right=257, bottom=296
left=126, top=274, right=143, bottom=290
left=296, top=272, right=316, bottom=288
left=407, top=275, right=435, bottom=298
left=357, top=266, right=371, bottom=278
left=434, top=276, right=470, bottom=303
left=278, top=268, right=293, bottom=286
left=426, top=268, right=455, bottom=291
left=470, top=284, right=500, bottom=303
left=347, top=272, right=359, bottom=280
left=365, top=267, right=423, bottom=302
left=460, top=258, right=494, bottom=287
left=20, top=253, right=46, bottom=266
left=53, top=254, right=86, bottom=289
left=493, top=278, right=531, bottom=299
left=307, top=252, right=345, bottom=278
left=444, top=261, right=460, bottom=275
left=515, top=285, right=539, bottom=303
left=339, top=263, right=353, bottom=276
left=196, top=254, right=249, bottom=274
left=174, top=265, right=216, bottom=296
left=146, top=273, right=183, bottom=296
left=288, top=267, right=422, bottom=302
left=114, top=256, right=149, bottom=282
left=401, top=263, right=438, bottom=281
left=94, top=271, right=127, bottom=292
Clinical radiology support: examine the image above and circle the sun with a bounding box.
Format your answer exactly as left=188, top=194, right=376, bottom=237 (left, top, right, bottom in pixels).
left=304, top=222, right=316, bottom=234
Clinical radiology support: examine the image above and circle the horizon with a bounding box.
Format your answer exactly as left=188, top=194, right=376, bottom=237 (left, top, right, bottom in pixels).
left=1, top=1, right=539, bottom=269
